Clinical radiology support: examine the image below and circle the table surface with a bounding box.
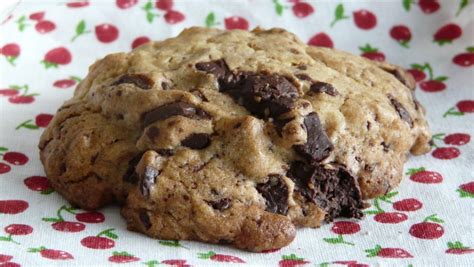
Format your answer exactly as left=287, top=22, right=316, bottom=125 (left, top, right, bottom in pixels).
left=0, top=0, right=473, bottom=266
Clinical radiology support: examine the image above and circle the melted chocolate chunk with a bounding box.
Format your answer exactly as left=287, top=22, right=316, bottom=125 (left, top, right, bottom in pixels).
left=287, top=161, right=363, bottom=221
left=273, top=117, right=293, bottom=137
left=309, top=82, right=338, bottom=96
left=139, top=210, right=151, bottom=230
left=140, top=166, right=160, bottom=197
left=143, top=102, right=210, bottom=127
left=161, top=81, right=171, bottom=90
left=122, top=153, right=143, bottom=184
left=196, top=59, right=299, bottom=118
left=181, top=133, right=211, bottom=149
left=195, top=59, right=230, bottom=79
left=256, top=174, right=289, bottom=215
left=112, top=74, right=154, bottom=89
left=224, top=73, right=298, bottom=118
left=388, top=95, right=413, bottom=128
left=207, top=198, right=232, bottom=211
left=381, top=142, right=390, bottom=152
left=156, top=149, right=174, bottom=156
left=294, top=112, right=333, bottom=162
left=295, top=73, right=313, bottom=81
left=383, top=68, right=416, bottom=91
left=146, top=126, right=160, bottom=141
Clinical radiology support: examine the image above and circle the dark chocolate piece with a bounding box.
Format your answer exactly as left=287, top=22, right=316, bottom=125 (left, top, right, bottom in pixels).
left=294, top=112, right=333, bottom=162
left=287, top=161, right=363, bottom=221
left=295, top=73, right=313, bottom=81
left=139, top=210, right=151, bottom=230
left=207, top=198, right=232, bottom=211
left=112, top=74, right=154, bottom=89
left=122, top=153, right=143, bottom=184
left=383, top=68, right=416, bottom=91
left=140, top=166, right=160, bottom=197
left=156, top=149, right=174, bottom=157
left=222, top=73, right=298, bottom=118
left=195, top=59, right=230, bottom=79
left=181, top=133, right=211, bottom=149
left=256, top=174, right=289, bottom=215
left=146, top=126, right=160, bottom=141
left=196, top=59, right=299, bottom=118
left=143, top=102, right=210, bottom=127
left=388, top=95, right=413, bottom=128
left=309, top=82, right=338, bottom=96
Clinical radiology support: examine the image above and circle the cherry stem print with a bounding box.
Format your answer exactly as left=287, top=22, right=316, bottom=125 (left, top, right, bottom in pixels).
left=411, top=63, right=434, bottom=79
left=159, top=240, right=188, bottom=249
left=42, top=205, right=77, bottom=222
left=365, top=244, right=413, bottom=258
left=109, top=251, right=139, bottom=263
left=279, top=254, right=308, bottom=266
left=0, top=146, right=7, bottom=156
left=430, top=133, right=445, bottom=148
left=364, top=191, right=398, bottom=214
left=272, top=0, right=286, bottom=16
left=456, top=0, right=469, bottom=16
left=71, top=20, right=91, bottom=42
left=323, top=234, right=355, bottom=246
left=402, top=0, right=413, bottom=11
left=457, top=182, right=474, bottom=198
left=15, top=119, right=39, bottom=130
left=446, top=241, right=474, bottom=254
left=143, top=260, right=159, bottom=267
left=365, top=244, right=383, bottom=257
left=331, top=4, right=349, bottom=27
left=142, top=0, right=160, bottom=23
left=97, top=228, right=117, bottom=239
left=443, top=107, right=464, bottom=118
left=205, top=12, right=219, bottom=28
left=0, top=234, right=20, bottom=245
left=4, top=56, right=17, bottom=66
left=423, top=214, right=444, bottom=223
left=16, top=15, right=29, bottom=31
left=198, top=251, right=245, bottom=263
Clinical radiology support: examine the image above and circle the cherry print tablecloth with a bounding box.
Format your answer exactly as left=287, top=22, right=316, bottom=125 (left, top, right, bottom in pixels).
left=0, top=0, right=473, bottom=266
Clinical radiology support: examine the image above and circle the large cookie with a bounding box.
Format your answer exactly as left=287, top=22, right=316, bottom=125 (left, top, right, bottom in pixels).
left=39, top=27, right=431, bottom=251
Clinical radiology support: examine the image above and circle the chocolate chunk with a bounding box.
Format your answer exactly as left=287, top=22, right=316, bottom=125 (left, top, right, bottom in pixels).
left=273, top=117, right=293, bottom=137
left=196, top=59, right=299, bottom=118
left=296, top=64, right=307, bottom=70
left=228, top=73, right=298, bottom=118
left=383, top=68, right=416, bottom=91
left=309, top=82, right=338, bottom=96
left=143, top=102, right=210, bottom=127
left=388, top=95, right=413, bottom=128
left=294, top=112, right=333, bottom=162
left=295, top=73, right=313, bottom=81
left=287, top=161, right=363, bottom=221
left=140, top=166, right=160, bottom=197
left=123, top=153, right=143, bottom=184
left=139, top=210, right=151, bottom=230
left=181, top=133, right=211, bottom=149
left=161, top=81, right=170, bottom=90
left=256, top=174, right=289, bottom=215
left=156, top=149, right=174, bottom=156
left=207, top=198, right=232, bottom=211
left=146, top=126, right=160, bottom=141
left=112, top=74, right=154, bottom=89
left=381, top=142, right=390, bottom=152
left=195, top=59, right=230, bottom=79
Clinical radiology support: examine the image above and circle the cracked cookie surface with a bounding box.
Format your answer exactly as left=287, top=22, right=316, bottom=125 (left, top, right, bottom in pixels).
left=39, top=27, right=431, bottom=251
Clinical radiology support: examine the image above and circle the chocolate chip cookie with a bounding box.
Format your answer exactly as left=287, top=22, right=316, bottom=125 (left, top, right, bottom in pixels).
left=39, top=27, right=431, bottom=251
